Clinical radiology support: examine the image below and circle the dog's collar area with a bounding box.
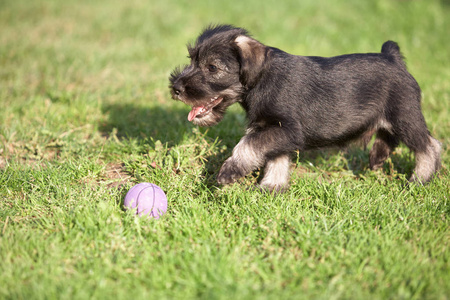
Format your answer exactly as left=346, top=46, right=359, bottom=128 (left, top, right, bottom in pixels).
left=187, top=96, right=223, bottom=121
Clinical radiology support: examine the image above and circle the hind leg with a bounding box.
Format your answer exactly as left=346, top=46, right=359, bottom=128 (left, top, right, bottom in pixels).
left=390, top=112, right=442, bottom=184
left=409, top=136, right=442, bottom=183
left=370, top=129, right=399, bottom=170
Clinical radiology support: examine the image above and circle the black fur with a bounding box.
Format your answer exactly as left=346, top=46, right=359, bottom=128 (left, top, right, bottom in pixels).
left=169, top=25, right=441, bottom=192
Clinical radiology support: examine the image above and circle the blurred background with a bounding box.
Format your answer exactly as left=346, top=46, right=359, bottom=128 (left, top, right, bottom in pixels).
left=2, top=0, right=448, bottom=145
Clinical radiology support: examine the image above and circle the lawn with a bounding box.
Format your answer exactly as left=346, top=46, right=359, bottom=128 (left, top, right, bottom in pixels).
left=0, top=0, right=449, bottom=299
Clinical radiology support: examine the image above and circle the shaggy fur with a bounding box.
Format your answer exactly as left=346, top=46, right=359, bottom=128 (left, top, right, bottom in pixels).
left=169, top=24, right=441, bottom=192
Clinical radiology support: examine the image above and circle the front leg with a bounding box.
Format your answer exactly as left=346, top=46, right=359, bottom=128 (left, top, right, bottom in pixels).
left=217, top=126, right=294, bottom=186
left=217, top=134, right=265, bottom=185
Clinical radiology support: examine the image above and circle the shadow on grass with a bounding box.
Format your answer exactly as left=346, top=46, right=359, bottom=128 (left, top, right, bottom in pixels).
left=99, top=101, right=242, bottom=189
left=100, top=102, right=244, bottom=146
left=100, top=103, right=193, bottom=146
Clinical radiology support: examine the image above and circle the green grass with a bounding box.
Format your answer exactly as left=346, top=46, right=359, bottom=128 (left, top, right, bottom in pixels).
left=1, top=0, right=449, bottom=299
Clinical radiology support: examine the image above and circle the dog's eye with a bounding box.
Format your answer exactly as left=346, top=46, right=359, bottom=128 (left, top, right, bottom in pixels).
left=207, top=64, right=218, bottom=72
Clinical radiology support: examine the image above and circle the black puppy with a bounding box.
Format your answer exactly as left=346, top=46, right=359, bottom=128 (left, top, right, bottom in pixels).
left=169, top=25, right=441, bottom=192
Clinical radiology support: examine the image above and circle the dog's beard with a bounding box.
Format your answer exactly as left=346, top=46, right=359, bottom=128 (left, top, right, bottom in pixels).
left=191, top=110, right=223, bottom=126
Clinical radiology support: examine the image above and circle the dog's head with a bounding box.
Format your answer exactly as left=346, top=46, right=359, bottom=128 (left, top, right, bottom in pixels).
left=169, top=25, right=269, bottom=126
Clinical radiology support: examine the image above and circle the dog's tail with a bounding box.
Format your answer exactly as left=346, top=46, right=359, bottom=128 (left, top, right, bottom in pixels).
left=381, top=41, right=406, bottom=66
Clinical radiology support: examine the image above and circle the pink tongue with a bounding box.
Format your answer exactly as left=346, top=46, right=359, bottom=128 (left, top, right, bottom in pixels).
left=188, top=106, right=204, bottom=122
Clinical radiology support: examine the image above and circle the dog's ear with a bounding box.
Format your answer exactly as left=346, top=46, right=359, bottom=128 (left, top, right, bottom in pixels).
left=234, top=35, right=268, bottom=88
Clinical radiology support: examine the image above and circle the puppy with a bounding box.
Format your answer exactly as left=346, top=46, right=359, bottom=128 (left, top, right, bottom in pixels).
left=169, top=24, right=441, bottom=192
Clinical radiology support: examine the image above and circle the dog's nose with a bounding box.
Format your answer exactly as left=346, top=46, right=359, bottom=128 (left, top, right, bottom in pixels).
left=172, top=82, right=184, bottom=96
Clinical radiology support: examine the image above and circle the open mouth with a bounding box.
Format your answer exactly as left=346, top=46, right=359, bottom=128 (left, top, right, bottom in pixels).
left=187, top=96, right=223, bottom=122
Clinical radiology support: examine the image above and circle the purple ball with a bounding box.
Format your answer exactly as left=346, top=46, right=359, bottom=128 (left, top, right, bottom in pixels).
left=124, top=183, right=167, bottom=219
